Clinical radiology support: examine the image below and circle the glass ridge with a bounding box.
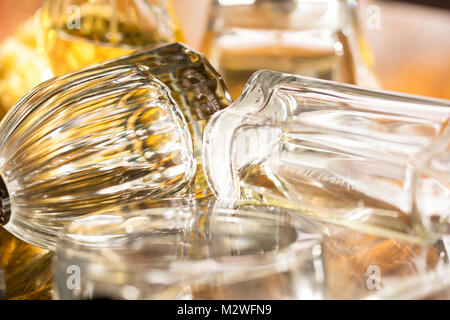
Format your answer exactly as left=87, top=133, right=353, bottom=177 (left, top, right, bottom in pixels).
left=204, top=70, right=450, bottom=242
left=0, top=63, right=195, bottom=249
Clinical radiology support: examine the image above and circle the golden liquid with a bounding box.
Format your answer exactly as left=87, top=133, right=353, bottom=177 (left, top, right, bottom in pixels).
left=41, top=0, right=183, bottom=75
left=0, top=18, right=52, bottom=118
left=42, top=15, right=150, bottom=75
left=0, top=228, right=53, bottom=300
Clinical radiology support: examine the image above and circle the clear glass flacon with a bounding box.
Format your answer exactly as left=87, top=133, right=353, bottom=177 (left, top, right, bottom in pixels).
left=54, top=198, right=325, bottom=300
left=201, top=0, right=376, bottom=99
left=0, top=43, right=231, bottom=249
left=0, top=62, right=195, bottom=250
left=40, top=0, right=184, bottom=75
left=203, top=70, right=450, bottom=243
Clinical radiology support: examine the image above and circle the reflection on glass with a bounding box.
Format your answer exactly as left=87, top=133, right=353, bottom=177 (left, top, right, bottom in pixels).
left=0, top=63, right=195, bottom=249
left=54, top=198, right=450, bottom=300
left=108, top=43, right=232, bottom=197
left=413, top=132, right=450, bottom=236
left=0, top=228, right=53, bottom=300
left=203, top=70, right=450, bottom=242
left=321, top=222, right=449, bottom=299
left=201, top=0, right=376, bottom=99
left=54, top=199, right=325, bottom=300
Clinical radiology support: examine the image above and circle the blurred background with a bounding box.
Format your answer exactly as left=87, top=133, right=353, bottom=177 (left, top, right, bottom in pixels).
left=0, top=0, right=449, bottom=99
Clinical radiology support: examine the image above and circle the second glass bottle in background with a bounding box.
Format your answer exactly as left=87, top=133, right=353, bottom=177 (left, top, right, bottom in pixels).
left=201, top=0, right=375, bottom=99
left=40, top=0, right=183, bottom=75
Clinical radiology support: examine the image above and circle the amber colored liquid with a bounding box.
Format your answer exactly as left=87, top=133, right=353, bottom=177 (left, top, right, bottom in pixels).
left=41, top=5, right=183, bottom=76
left=0, top=228, right=53, bottom=299
left=42, top=15, right=149, bottom=75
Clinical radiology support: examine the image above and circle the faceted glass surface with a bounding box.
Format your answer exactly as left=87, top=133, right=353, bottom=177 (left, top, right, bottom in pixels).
left=0, top=63, right=195, bottom=249
left=203, top=70, right=450, bottom=241
left=108, top=43, right=232, bottom=197
left=54, top=199, right=325, bottom=300
left=110, top=43, right=232, bottom=123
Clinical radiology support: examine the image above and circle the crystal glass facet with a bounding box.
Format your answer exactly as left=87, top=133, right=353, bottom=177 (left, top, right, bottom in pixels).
left=54, top=199, right=325, bottom=300
left=110, top=43, right=232, bottom=124
left=367, top=265, right=450, bottom=299
left=109, top=43, right=232, bottom=197
left=201, top=0, right=376, bottom=99
left=40, top=0, right=183, bottom=75
left=203, top=70, right=450, bottom=241
left=0, top=63, right=195, bottom=249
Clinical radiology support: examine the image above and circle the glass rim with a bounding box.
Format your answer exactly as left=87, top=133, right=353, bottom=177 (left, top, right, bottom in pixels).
left=55, top=198, right=324, bottom=285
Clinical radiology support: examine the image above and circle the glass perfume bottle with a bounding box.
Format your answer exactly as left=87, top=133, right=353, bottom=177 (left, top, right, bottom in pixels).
left=54, top=198, right=325, bottom=300
left=201, top=0, right=376, bottom=99
left=0, top=62, right=195, bottom=249
left=40, top=0, right=183, bottom=75
left=0, top=43, right=230, bottom=249
left=203, top=70, right=450, bottom=242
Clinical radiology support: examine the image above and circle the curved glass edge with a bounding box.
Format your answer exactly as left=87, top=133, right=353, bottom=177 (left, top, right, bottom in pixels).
left=53, top=198, right=325, bottom=300
left=0, top=63, right=196, bottom=250
left=203, top=69, right=450, bottom=198
left=107, top=42, right=233, bottom=122
left=203, top=70, right=450, bottom=241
